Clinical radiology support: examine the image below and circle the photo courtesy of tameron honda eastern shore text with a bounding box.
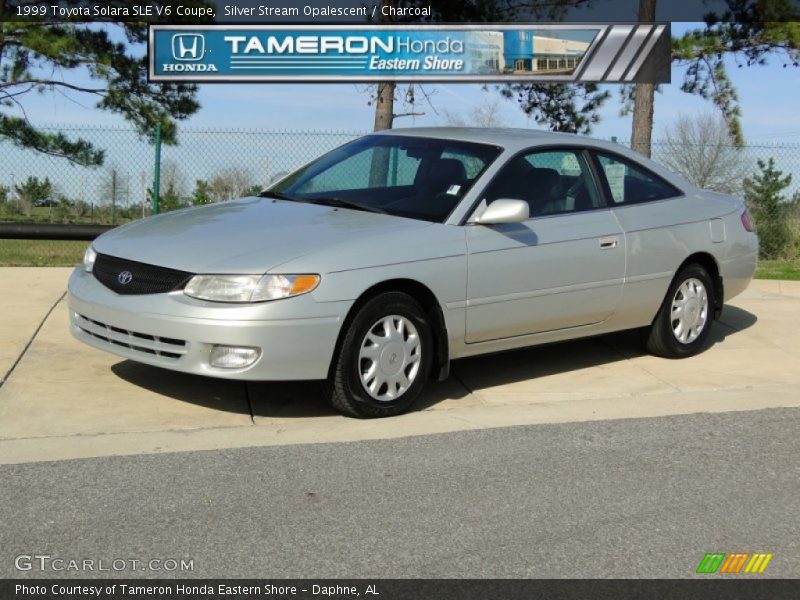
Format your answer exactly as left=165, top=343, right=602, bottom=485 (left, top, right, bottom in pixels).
left=68, top=128, right=758, bottom=418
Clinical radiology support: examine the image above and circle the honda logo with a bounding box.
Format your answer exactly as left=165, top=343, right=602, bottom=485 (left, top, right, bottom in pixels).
left=117, top=271, right=133, bottom=285
left=172, top=34, right=204, bottom=61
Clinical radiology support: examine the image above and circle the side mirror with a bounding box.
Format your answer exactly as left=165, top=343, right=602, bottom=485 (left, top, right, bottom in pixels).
left=473, top=199, right=529, bottom=225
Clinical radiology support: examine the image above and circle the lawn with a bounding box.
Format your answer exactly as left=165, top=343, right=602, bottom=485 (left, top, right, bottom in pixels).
left=0, top=239, right=86, bottom=266
left=2, top=240, right=800, bottom=281
left=756, top=260, right=800, bottom=281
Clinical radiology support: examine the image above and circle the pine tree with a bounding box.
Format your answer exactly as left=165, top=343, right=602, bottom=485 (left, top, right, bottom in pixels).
left=15, top=175, right=52, bottom=216
left=0, top=7, right=211, bottom=165
left=744, top=158, right=792, bottom=259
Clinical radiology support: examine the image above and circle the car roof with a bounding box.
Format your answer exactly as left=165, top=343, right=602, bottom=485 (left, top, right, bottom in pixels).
left=373, top=126, right=609, bottom=150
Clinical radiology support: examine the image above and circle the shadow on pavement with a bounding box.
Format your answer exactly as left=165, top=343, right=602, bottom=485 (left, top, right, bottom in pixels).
left=109, top=305, right=757, bottom=418
left=110, top=360, right=250, bottom=415
left=448, top=305, right=757, bottom=394
left=713, top=304, right=759, bottom=339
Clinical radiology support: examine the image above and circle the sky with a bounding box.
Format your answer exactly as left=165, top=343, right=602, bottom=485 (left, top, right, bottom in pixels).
left=9, top=23, right=799, bottom=144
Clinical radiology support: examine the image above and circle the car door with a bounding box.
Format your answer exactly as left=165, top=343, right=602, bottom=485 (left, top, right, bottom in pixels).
left=464, top=148, right=625, bottom=343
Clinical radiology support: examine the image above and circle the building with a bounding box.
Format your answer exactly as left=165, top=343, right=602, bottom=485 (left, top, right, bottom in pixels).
left=467, top=31, right=506, bottom=73
left=501, top=31, right=590, bottom=73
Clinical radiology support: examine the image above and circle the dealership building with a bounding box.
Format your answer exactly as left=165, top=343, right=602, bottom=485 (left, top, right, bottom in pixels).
left=469, top=31, right=591, bottom=73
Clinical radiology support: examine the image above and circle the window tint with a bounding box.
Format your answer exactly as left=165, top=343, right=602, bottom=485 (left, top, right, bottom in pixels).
left=294, top=146, right=421, bottom=194
left=594, top=152, right=681, bottom=205
left=483, top=149, right=603, bottom=217
left=441, top=149, right=486, bottom=179
left=273, top=135, right=502, bottom=223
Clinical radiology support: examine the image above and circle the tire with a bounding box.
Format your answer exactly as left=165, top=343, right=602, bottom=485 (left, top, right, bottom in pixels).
left=644, top=264, right=715, bottom=358
left=328, top=292, right=433, bottom=418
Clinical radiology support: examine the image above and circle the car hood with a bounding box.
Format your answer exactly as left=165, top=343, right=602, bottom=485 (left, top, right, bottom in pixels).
left=93, top=197, right=434, bottom=274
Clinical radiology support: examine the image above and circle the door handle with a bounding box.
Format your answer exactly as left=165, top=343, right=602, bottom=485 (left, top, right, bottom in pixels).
left=599, top=236, right=619, bottom=249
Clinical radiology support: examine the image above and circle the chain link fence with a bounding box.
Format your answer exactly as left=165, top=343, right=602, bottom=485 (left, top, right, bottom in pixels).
left=1, top=125, right=799, bottom=276
left=0, top=125, right=364, bottom=265
left=647, top=139, right=800, bottom=276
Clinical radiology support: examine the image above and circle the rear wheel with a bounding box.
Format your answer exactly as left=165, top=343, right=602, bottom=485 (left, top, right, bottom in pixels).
left=328, top=292, right=433, bottom=418
left=644, top=264, right=715, bottom=358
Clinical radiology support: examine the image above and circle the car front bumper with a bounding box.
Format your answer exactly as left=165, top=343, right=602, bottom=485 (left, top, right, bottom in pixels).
left=67, top=268, right=350, bottom=381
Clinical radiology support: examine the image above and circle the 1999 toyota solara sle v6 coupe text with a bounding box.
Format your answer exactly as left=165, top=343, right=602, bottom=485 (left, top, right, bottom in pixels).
left=68, top=128, right=758, bottom=417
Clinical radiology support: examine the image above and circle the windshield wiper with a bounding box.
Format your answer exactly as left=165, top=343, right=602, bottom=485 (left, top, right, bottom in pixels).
left=305, top=197, right=387, bottom=214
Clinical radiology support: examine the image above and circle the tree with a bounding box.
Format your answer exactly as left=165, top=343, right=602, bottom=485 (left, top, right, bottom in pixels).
left=443, top=98, right=507, bottom=128
left=191, top=168, right=257, bottom=204
left=630, top=0, right=656, bottom=157
left=0, top=3, right=212, bottom=165
left=158, top=182, right=186, bottom=213
left=209, top=167, right=256, bottom=201
left=655, top=113, right=750, bottom=194
left=55, top=196, right=91, bottom=223
left=0, top=184, right=8, bottom=205
left=191, top=179, right=214, bottom=206
left=372, top=82, right=397, bottom=131
left=629, top=0, right=800, bottom=156
left=14, top=175, right=52, bottom=216
left=499, top=83, right=609, bottom=134
left=99, top=166, right=131, bottom=223
left=159, top=159, right=188, bottom=198
left=100, top=167, right=131, bottom=204
left=744, top=158, right=793, bottom=259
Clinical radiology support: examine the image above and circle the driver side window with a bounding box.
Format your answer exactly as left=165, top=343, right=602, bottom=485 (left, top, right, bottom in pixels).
left=483, top=149, right=603, bottom=218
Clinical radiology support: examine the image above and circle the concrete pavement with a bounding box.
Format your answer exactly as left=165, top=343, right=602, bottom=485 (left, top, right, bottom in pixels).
left=0, top=268, right=68, bottom=384
left=0, top=267, right=799, bottom=464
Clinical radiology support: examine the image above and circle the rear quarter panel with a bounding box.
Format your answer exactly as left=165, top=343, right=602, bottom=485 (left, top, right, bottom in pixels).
left=607, top=191, right=751, bottom=331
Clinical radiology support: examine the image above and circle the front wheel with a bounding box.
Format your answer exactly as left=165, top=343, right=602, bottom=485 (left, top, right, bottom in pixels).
left=328, top=292, right=433, bottom=418
left=644, top=264, right=715, bottom=358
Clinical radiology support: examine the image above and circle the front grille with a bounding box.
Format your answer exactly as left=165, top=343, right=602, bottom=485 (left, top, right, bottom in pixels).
left=75, top=314, right=188, bottom=361
left=93, top=253, right=193, bottom=295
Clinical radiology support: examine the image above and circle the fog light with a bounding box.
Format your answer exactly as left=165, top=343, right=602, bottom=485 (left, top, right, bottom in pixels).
left=209, top=345, right=260, bottom=369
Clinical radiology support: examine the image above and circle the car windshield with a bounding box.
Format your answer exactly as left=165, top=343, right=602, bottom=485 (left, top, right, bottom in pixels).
left=265, top=135, right=502, bottom=223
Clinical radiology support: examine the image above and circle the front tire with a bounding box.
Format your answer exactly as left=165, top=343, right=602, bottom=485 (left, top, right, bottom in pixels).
left=644, top=264, right=715, bottom=358
left=328, top=292, right=433, bottom=418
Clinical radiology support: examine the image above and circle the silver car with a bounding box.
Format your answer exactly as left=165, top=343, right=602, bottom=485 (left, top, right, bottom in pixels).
left=68, top=128, right=758, bottom=417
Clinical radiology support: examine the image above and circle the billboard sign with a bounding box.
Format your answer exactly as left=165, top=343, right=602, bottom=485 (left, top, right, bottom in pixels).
left=149, top=24, right=669, bottom=83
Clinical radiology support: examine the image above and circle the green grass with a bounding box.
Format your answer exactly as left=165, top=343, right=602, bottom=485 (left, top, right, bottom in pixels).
left=755, top=259, right=800, bottom=281
left=0, top=239, right=86, bottom=266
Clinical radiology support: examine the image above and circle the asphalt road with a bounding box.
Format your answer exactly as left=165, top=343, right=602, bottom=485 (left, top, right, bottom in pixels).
left=1, top=408, right=798, bottom=579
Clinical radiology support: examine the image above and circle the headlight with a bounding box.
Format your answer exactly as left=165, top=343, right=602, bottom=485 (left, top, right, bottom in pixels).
left=183, top=274, right=320, bottom=303
left=83, top=245, right=97, bottom=272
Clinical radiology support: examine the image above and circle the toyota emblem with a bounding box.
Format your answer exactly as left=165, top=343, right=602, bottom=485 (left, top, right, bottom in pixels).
left=117, top=270, right=133, bottom=285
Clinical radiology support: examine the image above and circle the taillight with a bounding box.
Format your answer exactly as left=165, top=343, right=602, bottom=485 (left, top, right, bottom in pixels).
left=741, top=209, right=754, bottom=232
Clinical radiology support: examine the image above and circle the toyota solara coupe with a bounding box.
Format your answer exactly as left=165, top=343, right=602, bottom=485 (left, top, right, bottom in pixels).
left=68, top=128, right=758, bottom=417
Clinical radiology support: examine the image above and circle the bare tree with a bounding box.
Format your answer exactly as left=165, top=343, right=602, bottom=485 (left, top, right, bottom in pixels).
left=209, top=167, right=255, bottom=201
left=654, top=113, right=750, bottom=195
left=443, top=99, right=508, bottom=128
left=99, top=166, right=131, bottom=206
left=159, top=160, right=188, bottom=198
left=360, top=82, right=432, bottom=131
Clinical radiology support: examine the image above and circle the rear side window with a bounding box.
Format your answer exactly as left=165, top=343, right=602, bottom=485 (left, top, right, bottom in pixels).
left=594, top=152, right=682, bottom=205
